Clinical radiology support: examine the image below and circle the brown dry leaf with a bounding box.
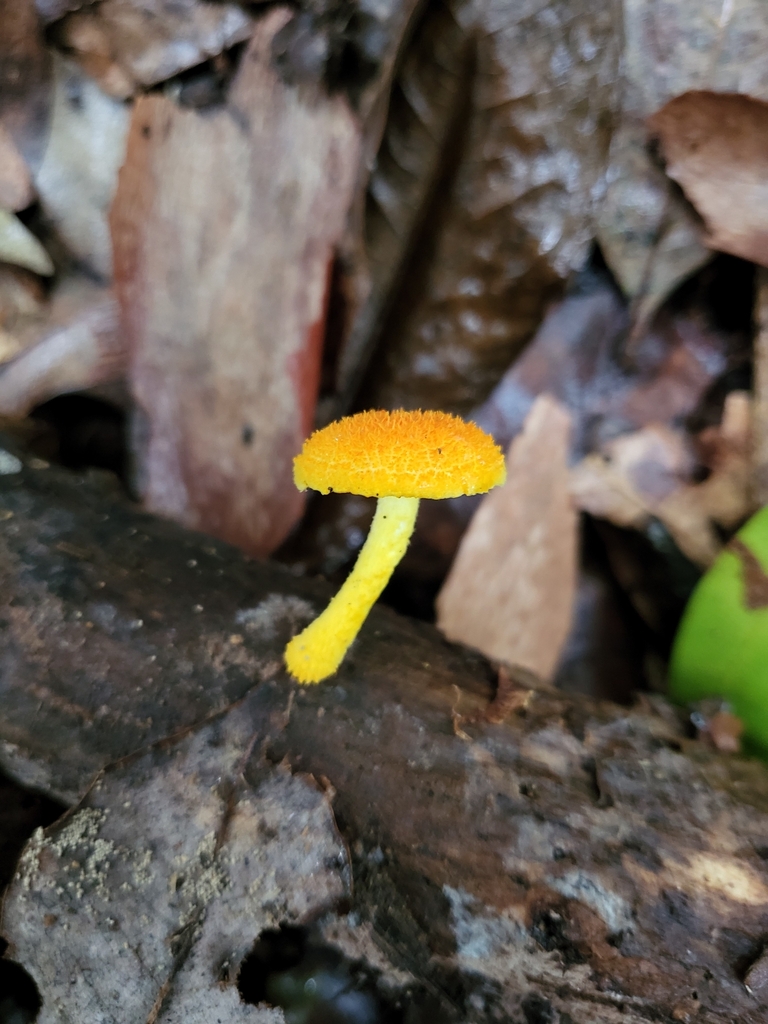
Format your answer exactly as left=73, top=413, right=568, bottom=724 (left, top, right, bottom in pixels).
left=0, top=331, right=23, bottom=364
left=332, top=0, right=471, bottom=410
left=2, top=693, right=350, bottom=1023
left=572, top=392, right=754, bottom=567
left=350, top=0, right=621, bottom=415
left=604, top=424, right=694, bottom=502
left=0, top=124, right=34, bottom=211
left=55, top=13, right=136, bottom=101
left=657, top=390, right=754, bottom=565
left=0, top=277, right=123, bottom=417
left=649, top=91, right=768, bottom=268
left=111, top=8, right=360, bottom=558
left=570, top=453, right=651, bottom=531
left=56, top=0, right=253, bottom=93
left=437, top=395, right=576, bottom=681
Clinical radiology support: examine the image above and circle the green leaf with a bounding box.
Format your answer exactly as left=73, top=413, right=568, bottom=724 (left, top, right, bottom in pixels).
left=669, top=505, right=768, bottom=751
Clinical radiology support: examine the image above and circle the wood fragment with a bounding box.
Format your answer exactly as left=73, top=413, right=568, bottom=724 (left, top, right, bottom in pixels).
left=452, top=666, right=533, bottom=737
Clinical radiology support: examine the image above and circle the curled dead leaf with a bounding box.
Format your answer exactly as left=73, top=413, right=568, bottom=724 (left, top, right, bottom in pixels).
left=0, top=210, right=53, bottom=276
left=649, top=91, right=768, bottom=268
left=0, top=279, right=123, bottom=417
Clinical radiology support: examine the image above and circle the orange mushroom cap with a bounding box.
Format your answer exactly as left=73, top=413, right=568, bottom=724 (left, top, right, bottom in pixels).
left=293, top=409, right=506, bottom=500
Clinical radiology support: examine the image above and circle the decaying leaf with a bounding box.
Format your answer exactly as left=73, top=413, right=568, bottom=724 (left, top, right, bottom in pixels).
left=353, top=0, right=621, bottom=414
left=35, top=53, right=129, bottom=279
left=698, top=708, right=744, bottom=755
left=657, top=390, right=753, bottom=564
left=2, top=693, right=350, bottom=1023
left=437, top=395, right=576, bottom=681
left=0, top=124, right=34, bottom=211
left=0, top=277, right=123, bottom=417
left=570, top=453, right=657, bottom=532
left=111, top=8, right=360, bottom=557
left=649, top=91, right=768, bottom=269
left=333, top=0, right=471, bottom=409
left=0, top=209, right=53, bottom=276
left=573, top=391, right=754, bottom=566
left=55, top=0, right=253, bottom=96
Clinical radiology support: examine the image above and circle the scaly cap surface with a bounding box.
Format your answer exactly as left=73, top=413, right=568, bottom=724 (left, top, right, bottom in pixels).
left=293, top=409, right=506, bottom=499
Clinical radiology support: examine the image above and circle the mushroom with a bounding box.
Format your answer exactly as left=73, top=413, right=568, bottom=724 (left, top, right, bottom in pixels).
left=284, top=409, right=506, bottom=683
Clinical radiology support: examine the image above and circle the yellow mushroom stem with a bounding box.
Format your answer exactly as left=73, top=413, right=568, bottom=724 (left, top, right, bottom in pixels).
left=285, top=495, right=420, bottom=684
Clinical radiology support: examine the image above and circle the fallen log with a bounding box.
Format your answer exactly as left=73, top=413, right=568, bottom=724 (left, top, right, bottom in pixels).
left=1, top=450, right=768, bottom=1023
